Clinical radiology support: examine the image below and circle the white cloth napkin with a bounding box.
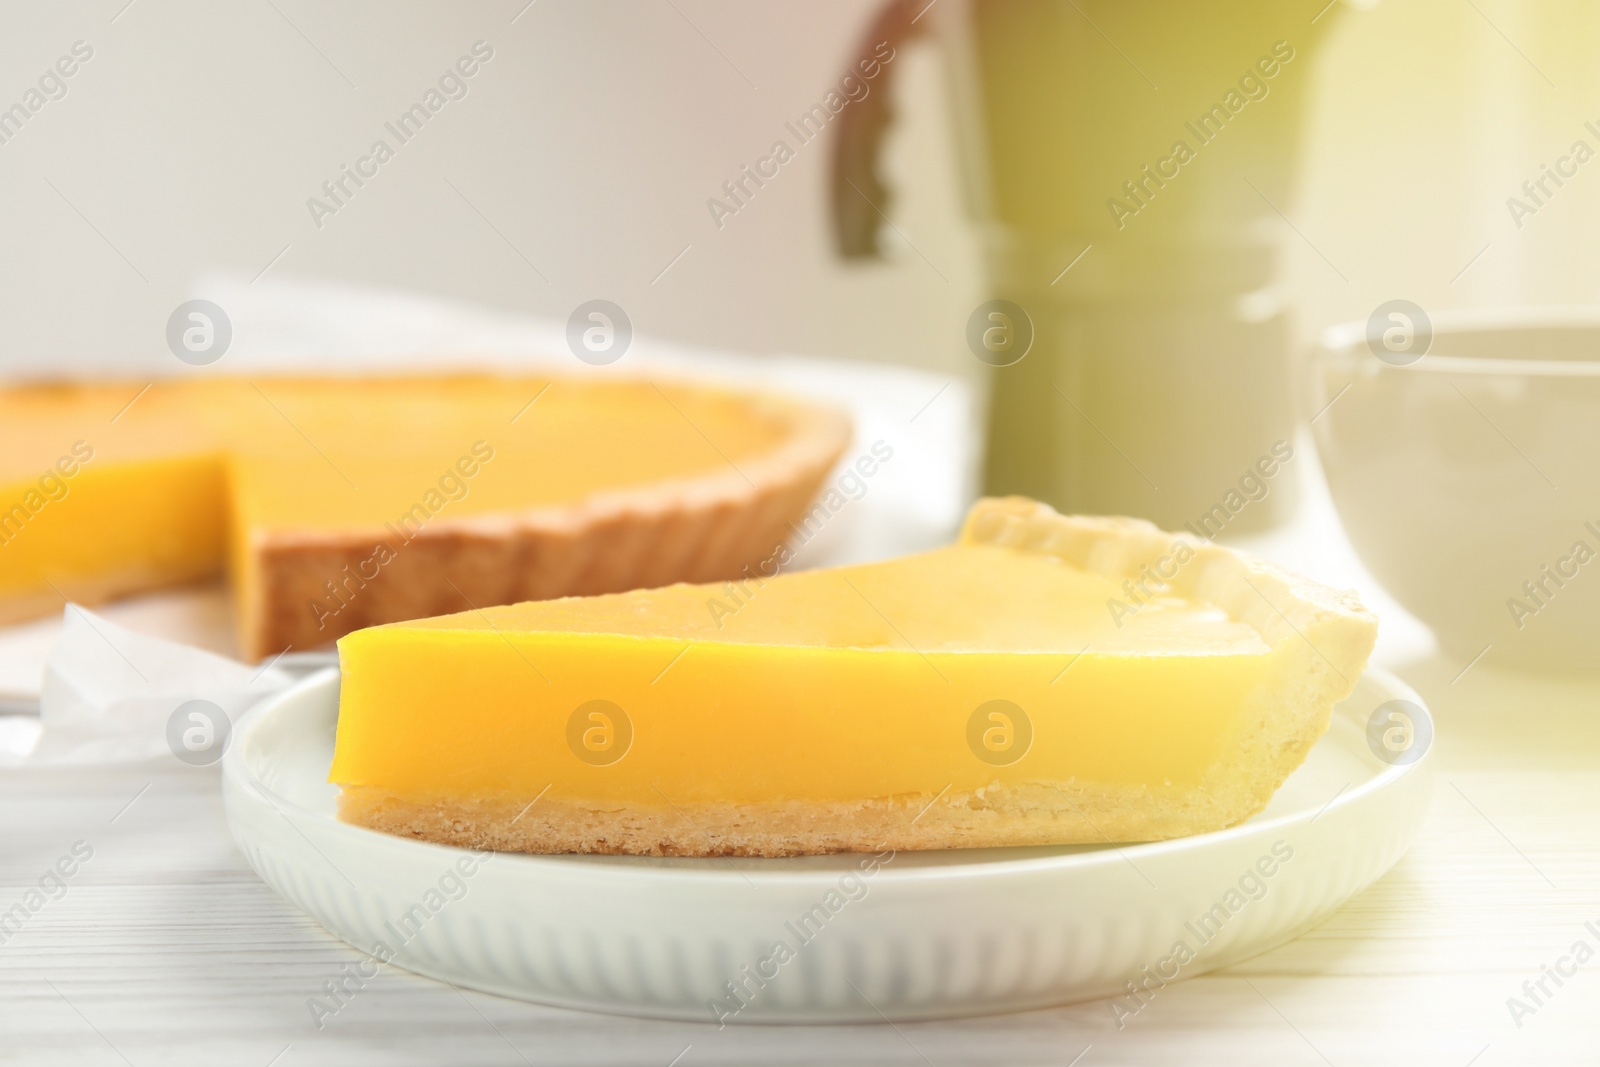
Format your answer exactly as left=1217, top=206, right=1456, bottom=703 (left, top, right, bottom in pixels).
left=0, top=606, right=296, bottom=766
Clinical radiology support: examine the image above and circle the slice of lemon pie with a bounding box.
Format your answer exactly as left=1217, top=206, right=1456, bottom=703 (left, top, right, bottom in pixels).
left=331, top=496, right=1377, bottom=856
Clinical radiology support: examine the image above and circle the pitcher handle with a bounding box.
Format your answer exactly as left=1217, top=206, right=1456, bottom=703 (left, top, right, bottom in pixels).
left=830, top=0, right=932, bottom=259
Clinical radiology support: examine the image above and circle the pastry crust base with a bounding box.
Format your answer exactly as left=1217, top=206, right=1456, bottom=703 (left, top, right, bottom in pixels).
left=0, top=565, right=219, bottom=629
left=340, top=778, right=1252, bottom=858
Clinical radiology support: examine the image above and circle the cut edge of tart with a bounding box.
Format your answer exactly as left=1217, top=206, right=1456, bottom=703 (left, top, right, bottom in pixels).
left=241, top=387, right=853, bottom=658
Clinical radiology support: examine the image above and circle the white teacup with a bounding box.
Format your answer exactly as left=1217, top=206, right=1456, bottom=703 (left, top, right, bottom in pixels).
left=1313, top=308, right=1600, bottom=672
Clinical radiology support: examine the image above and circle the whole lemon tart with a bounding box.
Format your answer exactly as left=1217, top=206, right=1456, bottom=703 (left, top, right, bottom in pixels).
left=0, top=375, right=850, bottom=658
left=331, top=497, right=1378, bottom=857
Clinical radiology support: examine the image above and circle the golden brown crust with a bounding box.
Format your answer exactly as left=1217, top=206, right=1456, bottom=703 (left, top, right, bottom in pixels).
left=0, top=590, right=76, bottom=629
left=0, top=566, right=220, bottom=628
left=244, top=399, right=852, bottom=658
left=339, top=777, right=1252, bottom=858
left=961, top=496, right=1378, bottom=833
left=959, top=496, right=1377, bottom=657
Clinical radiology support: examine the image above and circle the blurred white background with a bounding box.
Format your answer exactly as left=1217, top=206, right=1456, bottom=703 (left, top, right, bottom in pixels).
left=2, top=0, right=1597, bottom=379
left=1295, top=0, right=1600, bottom=346
left=0, top=1, right=981, bottom=376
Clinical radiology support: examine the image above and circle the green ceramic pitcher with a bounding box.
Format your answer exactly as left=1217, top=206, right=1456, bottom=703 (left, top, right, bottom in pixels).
left=834, top=0, right=1349, bottom=533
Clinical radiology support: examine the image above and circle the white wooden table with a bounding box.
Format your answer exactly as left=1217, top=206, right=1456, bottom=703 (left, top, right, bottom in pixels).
left=4, top=472, right=1599, bottom=1065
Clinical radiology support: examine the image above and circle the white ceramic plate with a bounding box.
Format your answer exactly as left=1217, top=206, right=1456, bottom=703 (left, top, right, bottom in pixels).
left=223, top=668, right=1433, bottom=1023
